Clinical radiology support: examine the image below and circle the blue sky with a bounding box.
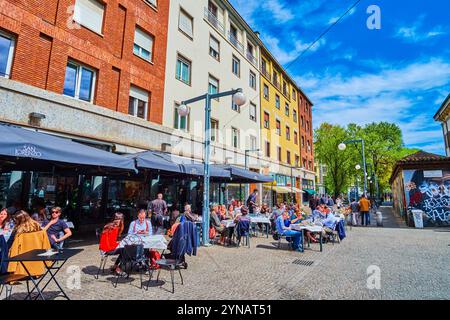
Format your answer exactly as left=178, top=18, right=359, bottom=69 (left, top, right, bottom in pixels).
left=229, top=0, right=450, bottom=155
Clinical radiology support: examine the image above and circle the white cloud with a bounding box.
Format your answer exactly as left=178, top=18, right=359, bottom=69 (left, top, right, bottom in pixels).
left=298, top=59, right=450, bottom=153
left=396, top=21, right=447, bottom=43
left=266, top=0, right=294, bottom=23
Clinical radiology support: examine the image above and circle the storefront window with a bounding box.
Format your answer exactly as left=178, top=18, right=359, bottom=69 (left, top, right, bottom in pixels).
left=0, top=172, right=23, bottom=208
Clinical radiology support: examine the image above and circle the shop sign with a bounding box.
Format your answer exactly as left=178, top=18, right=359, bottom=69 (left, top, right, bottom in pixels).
left=15, top=145, right=42, bottom=158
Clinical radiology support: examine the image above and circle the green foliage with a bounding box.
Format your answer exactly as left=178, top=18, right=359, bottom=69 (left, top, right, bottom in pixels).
left=314, top=122, right=418, bottom=197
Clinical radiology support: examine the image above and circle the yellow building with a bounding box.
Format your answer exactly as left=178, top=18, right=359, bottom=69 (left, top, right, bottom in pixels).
left=259, top=46, right=302, bottom=204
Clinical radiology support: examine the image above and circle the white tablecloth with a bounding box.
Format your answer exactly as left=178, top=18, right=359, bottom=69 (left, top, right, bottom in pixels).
left=289, top=224, right=323, bottom=233
left=250, top=216, right=271, bottom=224
left=118, top=235, right=168, bottom=250
left=221, top=220, right=236, bottom=228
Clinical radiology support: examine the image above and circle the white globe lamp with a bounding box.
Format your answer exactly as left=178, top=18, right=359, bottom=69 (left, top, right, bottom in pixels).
left=355, top=164, right=361, bottom=170
left=338, top=143, right=347, bottom=151
left=233, top=91, right=247, bottom=106
left=178, top=104, right=190, bottom=117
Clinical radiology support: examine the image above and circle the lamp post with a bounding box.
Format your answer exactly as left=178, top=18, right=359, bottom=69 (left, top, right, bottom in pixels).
left=338, top=139, right=368, bottom=196
left=180, top=88, right=247, bottom=246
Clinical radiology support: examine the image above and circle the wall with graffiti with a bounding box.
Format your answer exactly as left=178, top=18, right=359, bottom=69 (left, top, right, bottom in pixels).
left=403, top=169, right=450, bottom=227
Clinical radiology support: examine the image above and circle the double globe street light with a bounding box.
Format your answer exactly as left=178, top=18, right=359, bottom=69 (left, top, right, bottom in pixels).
left=179, top=89, right=247, bottom=246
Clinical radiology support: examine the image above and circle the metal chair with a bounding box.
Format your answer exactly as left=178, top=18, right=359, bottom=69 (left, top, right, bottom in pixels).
left=113, top=244, right=148, bottom=289
left=236, top=220, right=251, bottom=248
left=150, top=233, right=188, bottom=294
left=0, top=274, right=34, bottom=300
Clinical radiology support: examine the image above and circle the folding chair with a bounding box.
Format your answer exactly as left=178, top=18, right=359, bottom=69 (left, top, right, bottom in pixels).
left=113, top=244, right=148, bottom=289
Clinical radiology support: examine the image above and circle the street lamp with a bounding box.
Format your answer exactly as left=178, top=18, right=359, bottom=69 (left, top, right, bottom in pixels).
left=338, top=139, right=368, bottom=196
left=355, top=164, right=361, bottom=171
left=181, top=88, right=247, bottom=246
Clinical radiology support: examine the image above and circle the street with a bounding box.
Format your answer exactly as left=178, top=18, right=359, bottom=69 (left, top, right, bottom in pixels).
left=5, top=207, right=450, bottom=300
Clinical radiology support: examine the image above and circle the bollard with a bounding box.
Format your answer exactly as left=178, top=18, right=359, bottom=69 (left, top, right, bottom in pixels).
left=376, top=211, right=383, bottom=227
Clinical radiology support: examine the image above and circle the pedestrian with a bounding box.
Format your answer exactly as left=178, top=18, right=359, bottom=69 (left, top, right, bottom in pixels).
left=349, top=198, right=360, bottom=225
left=246, top=189, right=259, bottom=214
left=148, top=193, right=168, bottom=234
left=358, top=195, right=371, bottom=226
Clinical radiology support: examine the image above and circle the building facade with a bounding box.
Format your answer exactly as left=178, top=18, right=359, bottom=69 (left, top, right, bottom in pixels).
left=434, top=94, right=450, bottom=156
left=0, top=0, right=315, bottom=222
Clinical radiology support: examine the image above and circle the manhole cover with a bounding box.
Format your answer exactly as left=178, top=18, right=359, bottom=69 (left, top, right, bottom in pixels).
left=292, top=259, right=314, bottom=266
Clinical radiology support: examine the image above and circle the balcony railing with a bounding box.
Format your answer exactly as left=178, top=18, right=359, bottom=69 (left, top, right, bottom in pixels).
left=246, top=51, right=257, bottom=66
left=204, top=7, right=225, bottom=35
left=261, top=66, right=270, bottom=79
left=228, top=32, right=244, bottom=53
left=272, top=78, right=281, bottom=91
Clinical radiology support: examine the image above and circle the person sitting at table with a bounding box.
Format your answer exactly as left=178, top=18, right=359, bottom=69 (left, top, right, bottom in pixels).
left=31, top=204, right=49, bottom=228
left=43, top=207, right=72, bottom=250
left=321, top=211, right=338, bottom=240
left=98, top=213, right=125, bottom=274
left=275, top=211, right=303, bottom=252
left=128, top=209, right=152, bottom=236
left=210, top=208, right=227, bottom=245
left=8, top=210, right=51, bottom=276
left=225, top=205, right=235, bottom=220
left=177, top=204, right=198, bottom=223
left=0, top=207, right=14, bottom=243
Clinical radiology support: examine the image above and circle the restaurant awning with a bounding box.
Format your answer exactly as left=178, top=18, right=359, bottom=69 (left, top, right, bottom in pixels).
left=304, top=189, right=317, bottom=195
left=0, top=123, right=136, bottom=173
left=263, top=185, right=304, bottom=193
left=214, top=165, right=274, bottom=183
left=129, top=151, right=231, bottom=178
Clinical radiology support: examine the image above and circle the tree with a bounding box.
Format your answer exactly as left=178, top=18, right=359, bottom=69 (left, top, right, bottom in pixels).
left=314, top=123, right=353, bottom=197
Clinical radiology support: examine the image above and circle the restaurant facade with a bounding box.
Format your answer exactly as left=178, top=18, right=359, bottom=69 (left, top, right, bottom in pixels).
left=0, top=0, right=315, bottom=231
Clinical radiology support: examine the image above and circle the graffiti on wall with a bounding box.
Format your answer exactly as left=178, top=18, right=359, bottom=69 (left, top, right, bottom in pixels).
left=403, top=170, right=450, bottom=226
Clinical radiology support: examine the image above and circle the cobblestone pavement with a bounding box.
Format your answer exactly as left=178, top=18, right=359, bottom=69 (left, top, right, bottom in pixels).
left=4, top=207, right=450, bottom=300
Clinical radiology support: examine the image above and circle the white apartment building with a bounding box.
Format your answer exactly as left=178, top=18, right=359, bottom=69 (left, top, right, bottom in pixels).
left=163, top=0, right=261, bottom=168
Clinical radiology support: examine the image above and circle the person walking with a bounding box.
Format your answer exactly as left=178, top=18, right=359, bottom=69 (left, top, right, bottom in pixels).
left=359, top=195, right=371, bottom=226
left=246, top=189, right=259, bottom=214
left=148, top=193, right=168, bottom=234
left=349, top=198, right=360, bottom=226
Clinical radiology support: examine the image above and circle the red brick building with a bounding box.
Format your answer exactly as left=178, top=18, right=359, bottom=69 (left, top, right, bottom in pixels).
left=0, top=0, right=169, bottom=124
left=298, top=90, right=315, bottom=193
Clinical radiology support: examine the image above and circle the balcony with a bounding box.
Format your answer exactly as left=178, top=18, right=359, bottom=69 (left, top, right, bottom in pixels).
left=228, top=32, right=244, bottom=54
left=272, top=78, right=281, bottom=91
left=204, top=7, right=225, bottom=35
left=246, top=51, right=257, bottom=66
left=261, top=66, right=271, bottom=80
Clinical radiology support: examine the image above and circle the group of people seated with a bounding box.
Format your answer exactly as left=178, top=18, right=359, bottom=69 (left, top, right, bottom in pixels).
left=0, top=205, right=73, bottom=276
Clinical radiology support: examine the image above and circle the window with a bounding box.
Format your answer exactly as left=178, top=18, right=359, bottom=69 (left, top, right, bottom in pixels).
left=232, top=127, right=239, bottom=148
left=263, top=84, right=269, bottom=100
left=275, top=94, right=280, bottom=109
left=293, top=109, right=297, bottom=123
left=74, top=0, right=105, bottom=35
left=292, top=89, right=296, bottom=101
left=307, top=140, right=311, bottom=152
left=303, top=158, right=307, bottom=168
left=294, top=131, right=298, bottom=145
left=286, top=151, right=291, bottom=164
left=232, top=55, right=240, bottom=77
left=174, top=103, right=189, bottom=131
left=285, top=104, right=290, bottom=116
left=283, top=81, right=288, bottom=96
left=249, top=71, right=256, bottom=90
left=263, top=112, right=270, bottom=129
left=209, top=35, right=220, bottom=60
left=309, top=161, right=313, bottom=171
left=179, top=8, right=193, bottom=38
left=301, top=116, right=304, bottom=128
left=276, top=120, right=281, bottom=136
left=295, top=155, right=300, bottom=167
left=261, top=59, right=268, bottom=75
left=63, top=61, right=96, bottom=102
left=133, top=27, right=154, bottom=61
left=301, top=136, right=305, bottom=148
left=176, top=55, right=191, bottom=85
left=249, top=102, right=257, bottom=122
left=277, top=147, right=282, bottom=162
left=286, top=126, right=291, bottom=141
left=306, top=121, right=310, bottom=133
left=249, top=135, right=257, bottom=150
left=211, top=119, right=219, bottom=142
left=0, top=31, right=15, bottom=78
left=265, top=141, right=271, bottom=158
left=128, top=85, right=149, bottom=120
left=208, top=75, right=219, bottom=95
left=144, top=0, right=157, bottom=8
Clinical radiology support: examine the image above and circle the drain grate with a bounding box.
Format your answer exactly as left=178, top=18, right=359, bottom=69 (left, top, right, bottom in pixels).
left=292, top=259, right=314, bottom=266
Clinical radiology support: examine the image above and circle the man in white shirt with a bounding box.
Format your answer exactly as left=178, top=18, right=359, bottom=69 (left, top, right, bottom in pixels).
left=128, top=209, right=152, bottom=236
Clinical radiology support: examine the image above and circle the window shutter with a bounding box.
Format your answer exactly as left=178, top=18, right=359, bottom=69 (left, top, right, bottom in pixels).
left=210, top=37, right=219, bottom=52
left=179, top=10, right=193, bottom=37
left=74, top=0, right=104, bottom=34
left=135, top=28, right=153, bottom=53
left=130, top=85, right=149, bottom=102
